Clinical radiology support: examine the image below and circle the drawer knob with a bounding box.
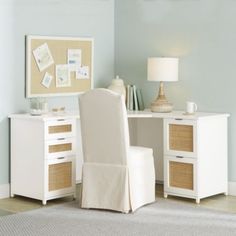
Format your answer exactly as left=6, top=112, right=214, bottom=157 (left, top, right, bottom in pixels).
left=175, top=118, right=183, bottom=121
left=57, top=138, right=65, bottom=141
left=57, top=157, right=65, bottom=160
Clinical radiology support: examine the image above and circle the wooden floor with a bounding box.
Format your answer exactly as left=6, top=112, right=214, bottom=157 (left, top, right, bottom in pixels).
left=0, top=184, right=236, bottom=216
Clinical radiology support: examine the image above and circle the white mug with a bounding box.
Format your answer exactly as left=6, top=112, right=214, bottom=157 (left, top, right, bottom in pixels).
left=186, top=101, right=197, bottom=114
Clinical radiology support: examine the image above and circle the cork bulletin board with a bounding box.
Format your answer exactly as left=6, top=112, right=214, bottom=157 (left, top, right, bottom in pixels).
left=26, top=35, right=93, bottom=97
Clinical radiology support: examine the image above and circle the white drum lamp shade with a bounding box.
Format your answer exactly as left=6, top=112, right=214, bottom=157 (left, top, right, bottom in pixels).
left=148, top=57, right=178, bottom=82
left=147, top=57, right=179, bottom=112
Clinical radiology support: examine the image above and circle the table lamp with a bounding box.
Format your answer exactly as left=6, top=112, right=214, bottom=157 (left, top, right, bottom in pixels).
left=147, top=57, right=179, bottom=113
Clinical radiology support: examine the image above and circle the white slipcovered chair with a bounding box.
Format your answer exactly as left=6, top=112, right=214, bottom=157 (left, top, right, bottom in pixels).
left=79, top=88, right=155, bottom=213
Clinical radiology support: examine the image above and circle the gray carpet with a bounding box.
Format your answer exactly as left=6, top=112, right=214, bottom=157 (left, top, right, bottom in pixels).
left=0, top=198, right=236, bottom=236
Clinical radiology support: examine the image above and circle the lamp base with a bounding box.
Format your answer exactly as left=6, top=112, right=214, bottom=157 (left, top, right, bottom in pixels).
left=151, top=81, right=173, bottom=113
left=151, top=100, right=173, bottom=113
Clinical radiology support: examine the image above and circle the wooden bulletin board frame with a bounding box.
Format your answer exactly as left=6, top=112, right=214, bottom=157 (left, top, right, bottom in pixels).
left=26, top=35, right=94, bottom=97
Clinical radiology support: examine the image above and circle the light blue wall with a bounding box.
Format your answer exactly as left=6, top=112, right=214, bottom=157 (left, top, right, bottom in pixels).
left=0, top=0, right=114, bottom=184
left=115, top=0, right=236, bottom=181
left=1, top=0, right=236, bottom=185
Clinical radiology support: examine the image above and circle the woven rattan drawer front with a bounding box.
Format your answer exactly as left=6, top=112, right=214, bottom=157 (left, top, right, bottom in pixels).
left=48, top=162, right=72, bottom=191
left=48, top=124, right=72, bottom=134
left=49, top=143, right=72, bottom=153
left=169, top=161, right=193, bottom=190
left=45, top=138, right=75, bottom=159
left=45, top=119, right=76, bottom=140
left=169, top=124, right=193, bottom=152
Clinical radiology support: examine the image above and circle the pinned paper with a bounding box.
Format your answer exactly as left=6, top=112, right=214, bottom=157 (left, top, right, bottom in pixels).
left=56, top=65, right=71, bottom=87
left=41, top=72, right=53, bottom=88
left=76, top=66, right=89, bottom=79
left=68, top=49, right=82, bottom=71
left=33, top=43, right=54, bottom=71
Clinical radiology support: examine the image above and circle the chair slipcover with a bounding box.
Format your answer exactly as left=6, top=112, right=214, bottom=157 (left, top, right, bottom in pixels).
left=79, top=89, right=155, bottom=213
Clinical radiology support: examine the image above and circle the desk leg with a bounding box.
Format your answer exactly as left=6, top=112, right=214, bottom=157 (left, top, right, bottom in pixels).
left=164, top=193, right=168, bottom=199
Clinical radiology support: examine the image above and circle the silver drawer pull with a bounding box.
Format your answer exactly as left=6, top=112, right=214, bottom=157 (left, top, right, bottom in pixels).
left=175, top=118, right=183, bottom=121
left=176, top=156, right=184, bottom=158
left=57, top=138, right=65, bottom=140
left=57, top=119, right=65, bottom=121
left=57, top=157, right=65, bottom=160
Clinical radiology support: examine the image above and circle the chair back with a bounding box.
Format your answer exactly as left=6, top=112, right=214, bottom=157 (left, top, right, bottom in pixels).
left=79, top=89, right=130, bottom=165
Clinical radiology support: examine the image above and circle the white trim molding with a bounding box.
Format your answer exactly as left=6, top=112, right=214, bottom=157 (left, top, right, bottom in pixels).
left=0, top=182, right=235, bottom=199
left=228, top=182, right=236, bottom=196
left=0, top=184, right=10, bottom=199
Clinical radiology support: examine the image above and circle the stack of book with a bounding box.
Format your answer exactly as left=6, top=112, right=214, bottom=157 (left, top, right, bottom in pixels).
left=126, top=85, right=144, bottom=111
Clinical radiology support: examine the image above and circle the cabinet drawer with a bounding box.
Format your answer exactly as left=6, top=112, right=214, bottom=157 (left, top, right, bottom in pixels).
left=45, top=119, right=76, bottom=140
left=164, top=119, right=197, bottom=158
left=45, top=138, right=76, bottom=159
left=46, top=157, right=75, bottom=197
left=164, top=156, right=197, bottom=196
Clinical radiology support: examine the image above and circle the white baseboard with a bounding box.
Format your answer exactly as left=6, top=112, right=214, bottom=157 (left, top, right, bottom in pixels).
left=0, top=184, right=10, bottom=199
left=155, top=181, right=236, bottom=196
left=0, top=182, right=234, bottom=199
left=228, top=182, right=236, bottom=196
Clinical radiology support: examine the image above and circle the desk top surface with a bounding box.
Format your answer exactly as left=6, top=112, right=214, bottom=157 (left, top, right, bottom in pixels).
left=9, top=110, right=230, bottom=121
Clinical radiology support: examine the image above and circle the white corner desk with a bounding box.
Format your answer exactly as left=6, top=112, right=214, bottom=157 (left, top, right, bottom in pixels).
left=9, top=110, right=229, bottom=204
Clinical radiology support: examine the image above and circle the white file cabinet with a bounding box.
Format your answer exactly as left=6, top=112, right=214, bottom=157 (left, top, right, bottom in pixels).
left=10, top=114, right=76, bottom=205
left=163, top=115, right=228, bottom=203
